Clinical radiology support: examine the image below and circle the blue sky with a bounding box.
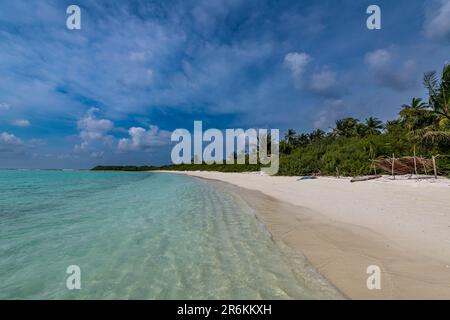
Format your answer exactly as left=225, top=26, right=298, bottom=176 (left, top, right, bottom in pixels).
left=0, top=0, right=449, bottom=168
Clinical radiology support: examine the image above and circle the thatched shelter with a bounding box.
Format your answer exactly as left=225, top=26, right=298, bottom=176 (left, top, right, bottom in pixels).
left=375, top=156, right=435, bottom=175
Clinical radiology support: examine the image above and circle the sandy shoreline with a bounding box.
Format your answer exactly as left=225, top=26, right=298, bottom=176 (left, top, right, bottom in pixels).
left=160, top=171, right=450, bottom=299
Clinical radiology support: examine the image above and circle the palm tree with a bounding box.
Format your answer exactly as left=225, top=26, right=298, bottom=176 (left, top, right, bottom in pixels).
left=365, top=117, right=383, bottom=135
left=356, top=123, right=369, bottom=137
left=308, top=129, right=325, bottom=141
left=423, top=64, right=450, bottom=120
left=399, top=97, right=429, bottom=132
left=284, top=129, right=297, bottom=145
left=384, top=120, right=403, bottom=134
left=420, top=64, right=450, bottom=145
left=408, top=65, right=450, bottom=146
left=333, top=118, right=359, bottom=137
left=296, top=133, right=310, bottom=146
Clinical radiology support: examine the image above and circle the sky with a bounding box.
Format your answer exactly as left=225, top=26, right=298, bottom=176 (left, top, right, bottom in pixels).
left=0, top=0, right=449, bottom=169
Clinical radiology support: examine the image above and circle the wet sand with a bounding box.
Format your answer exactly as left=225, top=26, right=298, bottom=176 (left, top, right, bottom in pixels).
left=168, top=172, right=450, bottom=300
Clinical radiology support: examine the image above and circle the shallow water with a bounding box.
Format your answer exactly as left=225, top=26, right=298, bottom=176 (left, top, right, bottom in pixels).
left=0, top=170, right=334, bottom=299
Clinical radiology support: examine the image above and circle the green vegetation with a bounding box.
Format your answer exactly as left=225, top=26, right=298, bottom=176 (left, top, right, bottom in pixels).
left=93, top=63, right=450, bottom=177
left=279, top=63, right=450, bottom=176
left=92, top=163, right=261, bottom=172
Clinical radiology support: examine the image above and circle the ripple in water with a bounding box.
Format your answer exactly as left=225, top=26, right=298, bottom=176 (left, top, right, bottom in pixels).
left=0, top=170, right=339, bottom=299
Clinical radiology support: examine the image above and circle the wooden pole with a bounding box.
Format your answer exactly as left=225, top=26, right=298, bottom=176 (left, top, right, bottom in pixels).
left=392, top=153, right=395, bottom=180
left=413, top=145, right=417, bottom=176
left=432, top=155, right=437, bottom=179
left=421, top=155, right=428, bottom=175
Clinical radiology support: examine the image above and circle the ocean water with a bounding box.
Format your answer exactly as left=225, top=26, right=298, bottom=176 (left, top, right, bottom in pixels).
left=0, top=170, right=334, bottom=299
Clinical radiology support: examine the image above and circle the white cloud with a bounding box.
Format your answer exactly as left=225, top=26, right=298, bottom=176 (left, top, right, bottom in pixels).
left=310, top=68, right=338, bottom=93
left=75, top=108, right=114, bottom=152
left=0, top=132, right=22, bottom=145
left=284, top=52, right=311, bottom=79
left=365, top=48, right=416, bottom=91
left=365, top=49, right=391, bottom=68
left=11, top=119, right=31, bottom=127
left=73, top=109, right=172, bottom=158
left=424, top=0, right=450, bottom=40
left=0, top=132, right=23, bottom=152
left=118, top=125, right=171, bottom=152
left=90, top=151, right=104, bottom=159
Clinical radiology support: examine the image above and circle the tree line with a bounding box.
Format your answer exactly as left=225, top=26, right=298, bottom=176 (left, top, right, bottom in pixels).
left=278, top=63, right=449, bottom=176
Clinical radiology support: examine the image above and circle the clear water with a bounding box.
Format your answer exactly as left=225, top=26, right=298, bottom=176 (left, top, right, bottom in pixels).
left=0, top=170, right=330, bottom=299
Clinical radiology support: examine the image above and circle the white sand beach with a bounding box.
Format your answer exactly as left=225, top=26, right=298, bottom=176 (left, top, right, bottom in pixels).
left=169, top=171, right=450, bottom=299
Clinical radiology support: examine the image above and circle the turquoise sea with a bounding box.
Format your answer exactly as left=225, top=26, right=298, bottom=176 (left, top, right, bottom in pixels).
left=0, top=170, right=335, bottom=299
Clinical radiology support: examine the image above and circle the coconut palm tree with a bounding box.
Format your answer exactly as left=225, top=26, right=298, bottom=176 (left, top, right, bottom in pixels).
left=356, top=123, right=369, bottom=137
left=384, top=120, right=403, bottom=134
left=333, top=118, right=359, bottom=137
left=284, top=129, right=297, bottom=145
left=409, top=65, right=450, bottom=146
left=296, top=133, right=310, bottom=146
left=308, top=129, right=325, bottom=141
left=365, top=117, right=383, bottom=135
left=399, top=97, right=429, bottom=132
left=424, top=63, right=450, bottom=120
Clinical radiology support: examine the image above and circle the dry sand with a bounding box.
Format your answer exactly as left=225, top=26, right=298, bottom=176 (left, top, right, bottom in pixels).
left=166, top=171, right=450, bottom=299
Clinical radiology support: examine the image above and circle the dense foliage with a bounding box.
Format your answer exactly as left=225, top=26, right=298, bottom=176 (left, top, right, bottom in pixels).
left=93, top=64, right=450, bottom=177
left=279, top=63, right=450, bottom=176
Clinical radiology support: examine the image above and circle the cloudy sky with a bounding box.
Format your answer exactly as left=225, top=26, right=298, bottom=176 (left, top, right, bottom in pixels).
left=0, top=0, right=449, bottom=168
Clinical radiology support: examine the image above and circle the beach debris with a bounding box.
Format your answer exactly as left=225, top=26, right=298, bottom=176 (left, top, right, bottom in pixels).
left=350, top=175, right=382, bottom=183
left=297, top=176, right=317, bottom=181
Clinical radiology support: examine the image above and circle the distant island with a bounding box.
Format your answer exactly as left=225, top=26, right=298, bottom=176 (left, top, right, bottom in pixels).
left=92, top=163, right=262, bottom=173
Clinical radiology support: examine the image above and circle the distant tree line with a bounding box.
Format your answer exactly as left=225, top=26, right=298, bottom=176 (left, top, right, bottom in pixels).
left=92, top=163, right=261, bottom=173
